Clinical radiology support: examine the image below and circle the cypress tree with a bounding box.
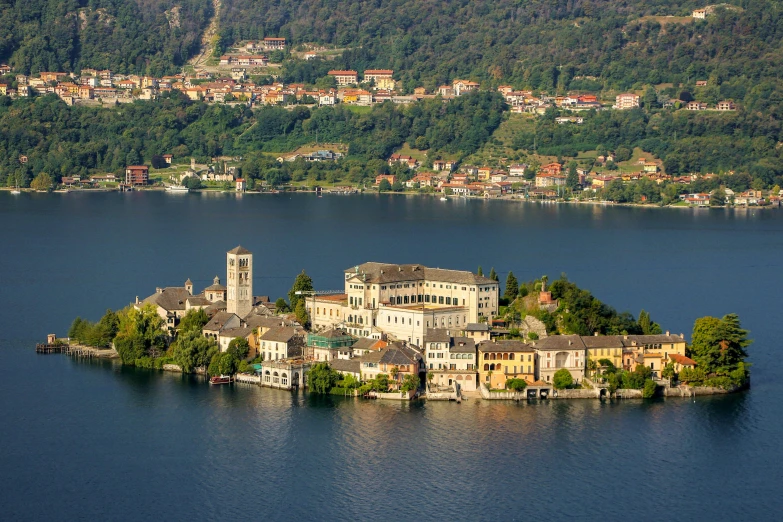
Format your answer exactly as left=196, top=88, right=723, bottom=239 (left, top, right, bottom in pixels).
left=505, top=271, right=519, bottom=301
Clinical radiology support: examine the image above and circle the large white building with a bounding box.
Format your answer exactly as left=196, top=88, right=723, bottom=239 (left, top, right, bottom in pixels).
left=307, top=262, right=499, bottom=346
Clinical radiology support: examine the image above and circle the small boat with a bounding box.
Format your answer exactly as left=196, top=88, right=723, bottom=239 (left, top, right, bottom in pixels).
left=440, top=197, right=448, bottom=201
left=10, top=188, right=21, bottom=195
left=209, top=375, right=233, bottom=385
left=166, top=185, right=189, bottom=193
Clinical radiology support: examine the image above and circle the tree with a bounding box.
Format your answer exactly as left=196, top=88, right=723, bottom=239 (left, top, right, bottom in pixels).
left=643, top=86, right=658, bottom=109
left=505, top=378, right=527, bottom=392
left=710, top=189, right=726, bottom=206
left=151, top=155, right=167, bottom=169
left=227, top=337, right=250, bottom=360
left=505, top=271, right=519, bottom=301
left=170, top=329, right=218, bottom=373
left=638, top=309, right=662, bottom=335
left=401, top=373, right=420, bottom=392
left=378, top=179, right=392, bottom=191
left=390, top=366, right=400, bottom=381
left=31, top=172, right=53, bottom=191
left=295, top=299, right=309, bottom=328
left=566, top=163, right=579, bottom=189
left=427, top=372, right=434, bottom=385
left=489, top=267, right=499, bottom=282
left=208, top=351, right=237, bottom=376
left=113, top=304, right=166, bottom=364
left=288, top=270, right=314, bottom=310
left=690, top=314, right=751, bottom=376
left=178, top=308, right=209, bottom=333
left=661, top=362, right=676, bottom=381
left=552, top=368, right=573, bottom=389
left=308, top=363, right=339, bottom=394
left=275, top=297, right=290, bottom=313
left=477, top=266, right=484, bottom=277
left=642, top=378, right=658, bottom=398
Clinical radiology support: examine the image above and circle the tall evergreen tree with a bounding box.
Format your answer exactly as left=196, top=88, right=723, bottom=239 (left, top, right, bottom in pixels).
left=477, top=266, right=483, bottom=277
left=489, top=267, right=498, bottom=281
left=288, top=270, right=314, bottom=310
left=505, top=271, right=519, bottom=301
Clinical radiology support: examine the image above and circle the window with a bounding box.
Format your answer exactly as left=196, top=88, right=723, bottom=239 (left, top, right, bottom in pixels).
left=446, top=297, right=451, bottom=305
left=439, top=296, right=444, bottom=304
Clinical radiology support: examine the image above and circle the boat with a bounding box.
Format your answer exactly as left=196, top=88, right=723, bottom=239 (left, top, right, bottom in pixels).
left=440, top=197, right=448, bottom=201
left=165, top=185, right=190, bottom=193
left=10, top=185, right=21, bottom=195
left=209, top=375, right=233, bottom=385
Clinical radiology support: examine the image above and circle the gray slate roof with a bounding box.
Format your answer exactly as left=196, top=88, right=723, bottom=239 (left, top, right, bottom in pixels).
left=465, top=323, right=490, bottom=332
left=245, top=315, right=294, bottom=330
left=344, top=262, right=495, bottom=286
left=227, top=245, right=252, bottom=255
left=352, top=338, right=380, bottom=351
left=204, top=311, right=239, bottom=332
left=220, top=326, right=253, bottom=339
left=260, top=327, right=298, bottom=343
left=142, top=287, right=191, bottom=312
left=330, top=359, right=361, bottom=375
left=581, top=335, right=625, bottom=348
left=424, top=328, right=451, bottom=344
left=450, top=337, right=476, bottom=354
left=531, top=335, right=586, bottom=351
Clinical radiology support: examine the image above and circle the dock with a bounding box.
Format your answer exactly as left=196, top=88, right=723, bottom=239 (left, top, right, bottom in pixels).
left=36, top=337, right=119, bottom=359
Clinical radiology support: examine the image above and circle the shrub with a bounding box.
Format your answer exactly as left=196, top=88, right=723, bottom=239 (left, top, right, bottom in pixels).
left=642, top=378, right=658, bottom=398
left=528, top=332, right=539, bottom=340
left=553, top=368, right=573, bottom=389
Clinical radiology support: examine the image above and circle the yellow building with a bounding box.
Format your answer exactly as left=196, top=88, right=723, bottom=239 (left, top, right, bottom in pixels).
left=621, top=333, right=687, bottom=378
left=583, top=335, right=624, bottom=371
left=478, top=340, right=536, bottom=389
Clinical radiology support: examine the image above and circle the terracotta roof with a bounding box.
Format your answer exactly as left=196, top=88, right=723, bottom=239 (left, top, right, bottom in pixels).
left=668, top=354, right=697, bottom=366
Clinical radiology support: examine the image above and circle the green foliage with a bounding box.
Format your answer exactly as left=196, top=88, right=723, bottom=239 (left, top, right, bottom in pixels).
left=308, top=362, right=339, bottom=394
left=400, top=374, right=420, bottom=392
left=113, top=305, right=166, bottom=364
left=642, top=378, right=658, bottom=399
left=552, top=368, right=573, bottom=390
left=504, top=271, right=519, bottom=301
left=621, top=365, right=652, bottom=390
left=30, top=172, right=52, bottom=191
left=294, top=299, right=309, bottom=329
left=288, top=270, right=314, bottom=310
left=690, top=314, right=751, bottom=376
left=549, top=275, right=641, bottom=336
left=378, top=179, right=392, bottom=192
left=679, top=366, right=706, bottom=385
left=661, top=362, right=676, bottom=381
left=0, top=0, right=211, bottom=76
left=67, top=309, right=119, bottom=348
left=638, top=310, right=662, bottom=335
left=477, top=266, right=483, bottom=277
left=178, top=308, right=209, bottom=333
left=505, top=378, right=527, bottom=392
left=227, top=337, right=250, bottom=360
left=169, top=329, right=218, bottom=373
left=208, top=351, right=238, bottom=376
left=527, top=332, right=539, bottom=341
left=369, top=373, right=390, bottom=392
left=606, top=372, right=621, bottom=394
left=275, top=298, right=290, bottom=313
left=489, top=267, right=498, bottom=282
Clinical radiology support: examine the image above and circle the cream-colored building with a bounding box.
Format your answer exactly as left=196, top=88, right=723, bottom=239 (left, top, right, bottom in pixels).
left=308, top=262, right=499, bottom=345
left=226, top=245, right=252, bottom=318
left=424, top=329, right=478, bottom=391
left=532, top=335, right=586, bottom=385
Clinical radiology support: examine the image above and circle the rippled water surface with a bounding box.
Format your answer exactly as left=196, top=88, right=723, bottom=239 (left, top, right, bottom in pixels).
left=1, top=192, right=781, bottom=520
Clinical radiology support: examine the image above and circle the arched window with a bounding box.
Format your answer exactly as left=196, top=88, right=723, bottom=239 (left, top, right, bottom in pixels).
left=509, top=353, right=514, bottom=360
left=489, top=363, right=495, bottom=371
left=484, top=364, right=489, bottom=371
left=484, top=353, right=488, bottom=360
left=503, top=353, right=509, bottom=360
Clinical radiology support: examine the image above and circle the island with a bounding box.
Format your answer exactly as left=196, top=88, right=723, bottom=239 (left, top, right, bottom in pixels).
left=42, top=246, right=751, bottom=401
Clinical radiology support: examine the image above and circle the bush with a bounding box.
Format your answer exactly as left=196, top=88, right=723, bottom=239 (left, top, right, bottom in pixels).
left=553, top=368, right=573, bottom=389
left=527, top=332, right=539, bottom=340
left=505, top=378, right=527, bottom=392
left=704, top=376, right=736, bottom=390
left=642, top=378, right=658, bottom=398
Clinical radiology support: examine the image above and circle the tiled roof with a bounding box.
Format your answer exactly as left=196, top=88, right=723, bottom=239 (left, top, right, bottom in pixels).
left=330, top=359, right=361, bottom=374
left=219, top=326, right=253, bottom=339
left=478, top=340, right=533, bottom=352
left=204, top=311, right=239, bottom=331
left=142, top=287, right=191, bottom=311
left=227, top=245, right=251, bottom=255
left=450, top=338, right=476, bottom=354
left=344, top=262, right=495, bottom=285
left=669, top=354, right=697, bottom=366
left=260, top=326, right=298, bottom=343
left=531, top=335, right=586, bottom=351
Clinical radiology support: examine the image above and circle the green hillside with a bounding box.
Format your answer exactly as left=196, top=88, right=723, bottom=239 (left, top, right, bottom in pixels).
left=0, top=0, right=212, bottom=75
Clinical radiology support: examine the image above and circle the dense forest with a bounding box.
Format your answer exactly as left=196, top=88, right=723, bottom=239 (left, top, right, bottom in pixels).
left=0, top=0, right=211, bottom=75
left=217, top=0, right=773, bottom=90
left=0, top=91, right=506, bottom=186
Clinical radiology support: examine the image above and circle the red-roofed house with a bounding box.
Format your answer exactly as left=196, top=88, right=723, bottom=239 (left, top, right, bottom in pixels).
left=125, top=166, right=149, bottom=186
left=363, top=69, right=395, bottom=90
left=328, top=70, right=358, bottom=86
left=375, top=174, right=396, bottom=185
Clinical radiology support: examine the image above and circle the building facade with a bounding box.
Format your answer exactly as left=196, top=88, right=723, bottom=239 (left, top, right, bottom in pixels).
left=226, top=246, right=253, bottom=318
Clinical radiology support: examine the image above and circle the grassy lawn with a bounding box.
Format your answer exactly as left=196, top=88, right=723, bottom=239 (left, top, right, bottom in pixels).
left=394, top=142, right=430, bottom=162
left=463, top=113, right=537, bottom=166
left=343, top=105, right=373, bottom=115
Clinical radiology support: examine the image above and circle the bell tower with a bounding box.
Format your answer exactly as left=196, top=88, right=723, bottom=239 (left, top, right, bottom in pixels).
left=226, top=245, right=253, bottom=318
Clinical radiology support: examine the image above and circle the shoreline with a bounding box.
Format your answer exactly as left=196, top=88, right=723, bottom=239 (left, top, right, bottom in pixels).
left=44, top=347, right=748, bottom=401
left=2, top=186, right=778, bottom=211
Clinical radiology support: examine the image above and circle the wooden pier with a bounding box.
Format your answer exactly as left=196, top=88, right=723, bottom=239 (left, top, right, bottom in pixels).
left=36, top=343, right=69, bottom=354
left=35, top=341, right=119, bottom=359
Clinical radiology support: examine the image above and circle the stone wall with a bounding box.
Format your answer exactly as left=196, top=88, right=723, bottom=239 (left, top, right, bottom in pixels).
left=520, top=315, right=548, bottom=339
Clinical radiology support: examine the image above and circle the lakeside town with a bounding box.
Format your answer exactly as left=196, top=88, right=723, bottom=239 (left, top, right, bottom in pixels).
left=42, top=246, right=751, bottom=401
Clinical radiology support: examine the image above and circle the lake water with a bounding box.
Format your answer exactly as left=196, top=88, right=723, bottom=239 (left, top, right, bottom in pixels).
left=1, top=192, right=782, bottom=520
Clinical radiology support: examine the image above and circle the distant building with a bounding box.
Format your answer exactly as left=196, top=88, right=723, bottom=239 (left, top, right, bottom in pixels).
left=125, top=166, right=149, bottom=186
left=363, top=69, right=395, bottom=90
left=328, top=70, right=358, bottom=86
left=615, top=93, right=640, bottom=110
left=226, top=245, right=253, bottom=318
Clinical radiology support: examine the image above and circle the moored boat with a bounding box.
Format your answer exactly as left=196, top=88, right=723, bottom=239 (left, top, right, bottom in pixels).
left=209, top=375, right=233, bottom=385
left=166, top=185, right=190, bottom=193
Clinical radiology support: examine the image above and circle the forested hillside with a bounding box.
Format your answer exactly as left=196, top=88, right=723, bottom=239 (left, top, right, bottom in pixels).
left=0, top=91, right=506, bottom=186
left=0, top=0, right=211, bottom=75
left=218, top=0, right=773, bottom=90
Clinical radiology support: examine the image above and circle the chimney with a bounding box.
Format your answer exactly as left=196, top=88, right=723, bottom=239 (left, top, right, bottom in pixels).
left=568, top=340, right=572, bottom=345
left=135, top=296, right=139, bottom=304
left=666, top=330, right=670, bottom=336
left=594, top=331, right=598, bottom=336
left=156, top=287, right=162, bottom=294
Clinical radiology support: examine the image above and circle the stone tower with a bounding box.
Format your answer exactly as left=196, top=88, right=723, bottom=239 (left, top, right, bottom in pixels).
left=226, top=245, right=253, bottom=318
